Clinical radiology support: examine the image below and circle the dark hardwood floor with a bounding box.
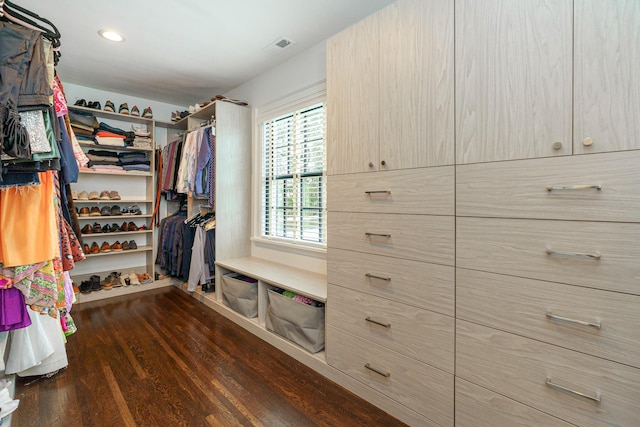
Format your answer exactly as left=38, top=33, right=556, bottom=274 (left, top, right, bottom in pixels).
left=12, top=286, right=406, bottom=426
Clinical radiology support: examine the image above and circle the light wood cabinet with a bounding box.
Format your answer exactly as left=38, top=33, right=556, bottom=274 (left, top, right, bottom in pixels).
left=457, top=321, right=640, bottom=427
left=327, top=285, right=454, bottom=373
left=378, top=0, right=454, bottom=169
left=456, top=378, right=573, bottom=427
left=327, top=327, right=454, bottom=426
left=574, top=0, right=640, bottom=154
left=327, top=248, right=455, bottom=317
left=457, top=217, right=640, bottom=295
left=456, top=151, right=640, bottom=222
left=457, top=268, right=640, bottom=368
left=326, top=13, right=379, bottom=175
left=327, top=0, right=454, bottom=175
left=455, top=0, right=573, bottom=164
left=328, top=167, right=454, bottom=215
left=329, top=212, right=455, bottom=266
left=325, top=1, right=640, bottom=425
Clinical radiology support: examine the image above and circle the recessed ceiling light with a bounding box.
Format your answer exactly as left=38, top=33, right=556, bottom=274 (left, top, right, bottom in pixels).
left=98, top=29, right=125, bottom=42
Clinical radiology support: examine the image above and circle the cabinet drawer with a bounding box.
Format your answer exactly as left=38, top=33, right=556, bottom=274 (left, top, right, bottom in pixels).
left=328, top=212, right=454, bottom=266
left=327, top=248, right=454, bottom=316
left=456, top=378, right=573, bottom=427
left=327, top=285, right=454, bottom=373
left=457, top=321, right=640, bottom=427
left=327, top=327, right=453, bottom=426
left=457, top=269, right=640, bottom=368
left=328, top=167, right=454, bottom=215
left=457, top=217, right=640, bottom=295
left=457, top=150, right=640, bottom=222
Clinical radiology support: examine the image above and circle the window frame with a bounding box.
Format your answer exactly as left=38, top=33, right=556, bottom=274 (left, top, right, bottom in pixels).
left=254, top=93, right=327, bottom=252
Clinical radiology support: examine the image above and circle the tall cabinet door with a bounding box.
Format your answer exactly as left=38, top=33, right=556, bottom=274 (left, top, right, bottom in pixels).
left=379, top=0, right=454, bottom=170
left=455, top=0, right=572, bottom=164
left=327, top=13, right=380, bottom=175
left=574, top=0, right=640, bottom=155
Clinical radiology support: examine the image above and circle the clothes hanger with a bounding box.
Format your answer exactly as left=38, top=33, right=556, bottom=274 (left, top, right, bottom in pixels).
left=2, top=1, right=62, bottom=64
left=3, top=1, right=61, bottom=41
left=2, top=7, right=43, bottom=33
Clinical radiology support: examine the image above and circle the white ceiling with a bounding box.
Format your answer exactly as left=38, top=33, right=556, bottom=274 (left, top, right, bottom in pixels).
left=13, top=0, right=394, bottom=106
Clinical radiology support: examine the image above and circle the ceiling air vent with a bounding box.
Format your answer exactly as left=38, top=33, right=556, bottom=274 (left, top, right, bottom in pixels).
left=263, top=37, right=296, bottom=55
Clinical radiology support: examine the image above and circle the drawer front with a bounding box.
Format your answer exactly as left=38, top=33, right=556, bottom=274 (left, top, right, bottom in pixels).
left=456, top=321, right=640, bottom=427
left=328, top=212, right=454, bottom=265
left=327, top=285, right=454, bottom=373
left=457, top=217, right=640, bottom=295
left=457, top=269, right=640, bottom=368
left=328, top=166, right=454, bottom=215
left=327, top=327, right=454, bottom=426
left=327, top=248, right=454, bottom=316
left=456, top=378, right=573, bottom=427
left=457, top=150, right=640, bottom=222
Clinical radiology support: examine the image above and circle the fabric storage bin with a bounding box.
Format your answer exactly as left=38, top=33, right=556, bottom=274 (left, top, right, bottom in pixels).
left=221, top=273, right=258, bottom=318
left=266, top=289, right=325, bottom=353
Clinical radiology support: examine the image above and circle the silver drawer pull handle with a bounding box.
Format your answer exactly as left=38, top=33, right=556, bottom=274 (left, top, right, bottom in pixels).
left=365, top=190, right=391, bottom=195
left=365, top=273, right=391, bottom=281
left=546, top=185, right=602, bottom=192
left=546, top=249, right=601, bottom=260
left=546, top=312, right=601, bottom=329
left=364, top=363, right=391, bottom=378
left=365, top=317, right=391, bottom=328
left=365, top=232, right=391, bottom=238
left=546, top=378, right=600, bottom=403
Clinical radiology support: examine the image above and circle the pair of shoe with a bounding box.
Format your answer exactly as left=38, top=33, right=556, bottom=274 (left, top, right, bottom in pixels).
left=122, top=240, right=138, bottom=251
left=75, top=190, right=121, bottom=200
left=211, top=94, right=248, bottom=106
left=79, top=275, right=102, bottom=293
left=136, top=272, right=152, bottom=284
left=121, top=272, right=141, bottom=286
left=122, top=205, right=142, bottom=215
left=101, top=271, right=123, bottom=290
left=170, top=110, right=189, bottom=122
left=80, top=205, right=121, bottom=218
left=104, top=100, right=116, bottom=113
left=99, top=190, right=121, bottom=200
left=74, top=99, right=101, bottom=109
left=120, top=221, right=139, bottom=232
left=71, top=190, right=122, bottom=200
left=86, top=241, right=112, bottom=253
left=117, top=103, right=153, bottom=119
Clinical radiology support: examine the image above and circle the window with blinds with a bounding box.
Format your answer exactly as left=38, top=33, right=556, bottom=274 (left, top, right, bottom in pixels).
left=261, top=102, right=326, bottom=246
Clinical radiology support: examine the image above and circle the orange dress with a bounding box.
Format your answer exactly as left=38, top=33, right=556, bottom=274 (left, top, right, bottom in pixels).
left=0, top=171, right=59, bottom=267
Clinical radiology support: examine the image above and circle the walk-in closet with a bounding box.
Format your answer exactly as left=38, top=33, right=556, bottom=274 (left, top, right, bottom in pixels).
left=1, top=0, right=639, bottom=426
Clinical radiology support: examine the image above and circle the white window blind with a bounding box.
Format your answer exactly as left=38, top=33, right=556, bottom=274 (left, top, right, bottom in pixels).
left=261, top=102, right=326, bottom=246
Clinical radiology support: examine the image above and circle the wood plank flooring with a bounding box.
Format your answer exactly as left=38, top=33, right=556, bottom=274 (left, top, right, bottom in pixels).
left=12, top=286, right=406, bottom=426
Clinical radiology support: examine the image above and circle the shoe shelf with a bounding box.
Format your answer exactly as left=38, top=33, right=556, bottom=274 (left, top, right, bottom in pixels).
left=69, top=105, right=154, bottom=125
left=77, top=214, right=153, bottom=220
left=71, top=102, right=162, bottom=304
left=83, top=245, right=153, bottom=257
left=77, top=141, right=154, bottom=152
left=81, top=230, right=152, bottom=238
left=74, top=198, right=153, bottom=204
left=79, top=170, right=152, bottom=177
left=72, top=267, right=168, bottom=304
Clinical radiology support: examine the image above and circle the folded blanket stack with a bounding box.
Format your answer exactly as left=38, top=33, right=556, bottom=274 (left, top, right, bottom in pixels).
left=131, top=126, right=152, bottom=149
left=119, top=151, right=150, bottom=173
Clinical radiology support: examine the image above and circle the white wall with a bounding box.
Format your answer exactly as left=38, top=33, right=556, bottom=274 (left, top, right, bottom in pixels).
left=62, top=82, right=186, bottom=125
left=224, top=41, right=328, bottom=275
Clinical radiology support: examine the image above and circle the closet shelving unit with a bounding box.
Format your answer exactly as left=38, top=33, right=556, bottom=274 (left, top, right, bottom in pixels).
left=69, top=105, right=164, bottom=303
left=156, top=100, right=254, bottom=306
